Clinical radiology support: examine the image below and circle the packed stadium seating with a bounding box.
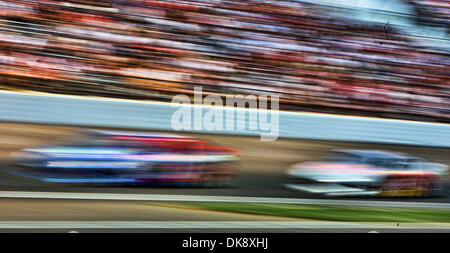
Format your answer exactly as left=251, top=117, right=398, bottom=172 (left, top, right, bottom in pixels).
left=0, top=0, right=448, bottom=122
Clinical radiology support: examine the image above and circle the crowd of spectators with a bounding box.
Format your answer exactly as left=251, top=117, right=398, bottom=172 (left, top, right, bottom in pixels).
left=0, top=0, right=449, bottom=122
left=407, top=0, right=450, bottom=27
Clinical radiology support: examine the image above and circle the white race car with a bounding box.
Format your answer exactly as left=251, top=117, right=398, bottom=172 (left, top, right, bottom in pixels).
left=286, top=149, right=448, bottom=197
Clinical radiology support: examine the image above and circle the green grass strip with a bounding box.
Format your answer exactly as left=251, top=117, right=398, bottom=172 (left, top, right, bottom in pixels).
left=169, top=202, right=450, bottom=222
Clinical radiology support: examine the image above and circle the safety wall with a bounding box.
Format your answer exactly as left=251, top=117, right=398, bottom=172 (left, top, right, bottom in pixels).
left=0, top=91, right=449, bottom=147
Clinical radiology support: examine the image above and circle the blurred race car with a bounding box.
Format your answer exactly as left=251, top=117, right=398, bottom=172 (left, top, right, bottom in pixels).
left=286, top=150, right=448, bottom=197
left=8, top=130, right=239, bottom=186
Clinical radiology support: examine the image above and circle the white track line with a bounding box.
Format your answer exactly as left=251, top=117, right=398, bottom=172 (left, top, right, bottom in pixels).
left=0, top=221, right=449, bottom=229
left=0, top=191, right=449, bottom=209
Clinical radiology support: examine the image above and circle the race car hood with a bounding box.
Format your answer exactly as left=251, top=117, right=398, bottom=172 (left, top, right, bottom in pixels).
left=287, top=161, right=382, bottom=183
left=428, top=163, right=449, bottom=175
left=12, top=146, right=138, bottom=161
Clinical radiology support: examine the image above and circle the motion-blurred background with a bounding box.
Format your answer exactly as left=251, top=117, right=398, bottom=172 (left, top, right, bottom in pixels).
left=0, top=0, right=449, bottom=232
left=0, top=0, right=448, bottom=121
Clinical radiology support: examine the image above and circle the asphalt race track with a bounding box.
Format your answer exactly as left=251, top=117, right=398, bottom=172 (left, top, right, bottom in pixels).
left=0, top=122, right=448, bottom=203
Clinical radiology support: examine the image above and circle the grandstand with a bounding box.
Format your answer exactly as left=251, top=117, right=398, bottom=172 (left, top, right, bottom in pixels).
left=0, top=0, right=448, bottom=122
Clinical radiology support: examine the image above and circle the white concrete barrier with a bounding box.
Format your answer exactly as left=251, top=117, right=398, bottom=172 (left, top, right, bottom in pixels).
left=0, top=91, right=449, bottom=147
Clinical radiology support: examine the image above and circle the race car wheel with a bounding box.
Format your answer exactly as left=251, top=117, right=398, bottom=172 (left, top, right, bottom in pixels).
left=426, top=181, right=444, bottom=198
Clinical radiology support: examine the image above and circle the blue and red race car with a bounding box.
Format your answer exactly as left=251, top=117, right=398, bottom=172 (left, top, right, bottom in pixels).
left=9, top=130, right=239, bottom=186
